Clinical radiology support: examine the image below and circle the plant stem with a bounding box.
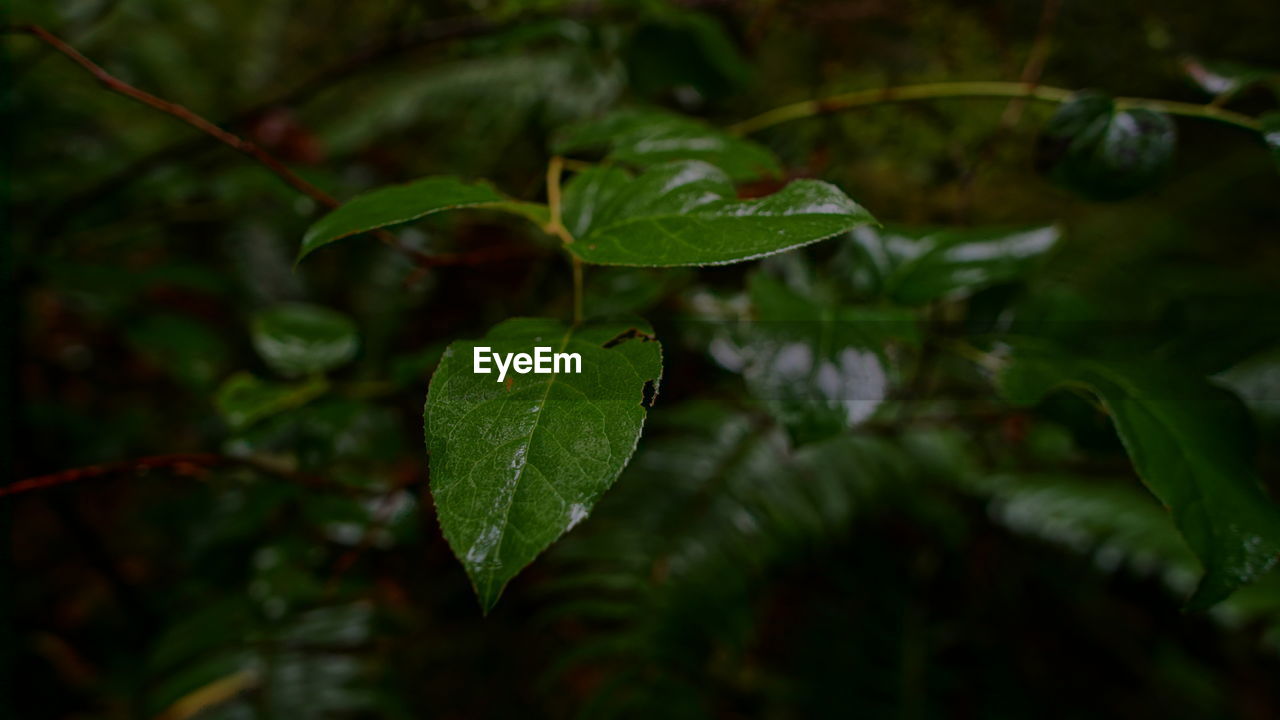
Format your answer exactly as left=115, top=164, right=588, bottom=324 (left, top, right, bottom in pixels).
left=572, top=256, right=584, bottom=325
left=1000, top=0, right=1061, bottom=127
left=543, top=155, right=584, bottom=323
left=1, top=454, right=369, bottom=499
left=728, top=81, right=1262, bottom=135
left=546, top=155, right=565, bottom=229
left=7, top=25, right=494, bottom=268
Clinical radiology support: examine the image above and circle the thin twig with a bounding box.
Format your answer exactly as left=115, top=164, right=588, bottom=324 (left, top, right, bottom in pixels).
left=571, top=256, right=584, bottom=325
left=729, top=81, right=1262, bottom=136
left=27, top=15, right=507, bottom=233
left=6, top=25, right=517, bottom=268
left=1, top=453, right=365, bottom=499
left=542, top=155, right=574, bottom=245
left=14, top=25, right=336, bottom=208
left=1000, top=0, right=1061, bottom=127
left=541, top=156, right=584, bottom=322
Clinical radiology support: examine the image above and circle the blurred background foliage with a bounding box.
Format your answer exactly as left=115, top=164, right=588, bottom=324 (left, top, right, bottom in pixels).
left=5, top=0, right=1280, bottom=717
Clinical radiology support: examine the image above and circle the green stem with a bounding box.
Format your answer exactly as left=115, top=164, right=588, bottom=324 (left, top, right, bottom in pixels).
left=544, top=155, right=584, bottom=324
left=571, top=256, right=584, bottom=325
left=728, top=81, right=1262, bottom=135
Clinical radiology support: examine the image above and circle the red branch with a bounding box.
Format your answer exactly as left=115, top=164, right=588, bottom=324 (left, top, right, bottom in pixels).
left=1, top=454, right=362, bottom=499
left=9, top=25, right=532, bottom=268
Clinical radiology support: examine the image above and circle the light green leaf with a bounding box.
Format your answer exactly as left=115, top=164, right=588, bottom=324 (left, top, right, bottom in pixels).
left=251, top=303, right=359, bottom=377
left=554, top=108, right=780, bottom=181
left=298, top=177, right=548, bottom=262
left=425, top=317, right=663, bottom=612
left=997, top=340, right=1280, bottom=609
left=845, top=224, right=1061, bottom=305
left=566, top=161, right=873, bottom=267
left=215, top=372, right=328, bottom=431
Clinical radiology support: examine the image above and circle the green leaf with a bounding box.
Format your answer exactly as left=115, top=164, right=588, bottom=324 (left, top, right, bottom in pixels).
left=997, top=340, right=1280, bottom=609
left=425, top=317, right=663, bottom=611
left=717, top=273, right=916, bottom=443
left=251, top=303, right=359, bottom=377
left=623, top=10, right=752, bottom=101
left=554, top=108, right=780, bottom=181
left=215, top=372, right=329, bottom=431
left=565, top=161, right=874, bottom=267
left=1261, top=112, right=1280, bottom=172
left=298, top=177, right=548, bottom=262
left=1036, top=91, right=1177, bottom=201
left=965, top=471, right=1201, bottom=593
left=1182, top=57, right=1280, bottom=101
left=560, top=165, right=632, bottom=240
left=844, top=224, right=1061, bottom=305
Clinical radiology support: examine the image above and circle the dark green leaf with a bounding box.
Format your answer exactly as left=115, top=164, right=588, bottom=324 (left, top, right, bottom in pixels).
left=215, top=372, right=328, bottom=430
left=1182, top=57, right=1280, bottom=101
left=251, top=303, right=359, bottom=377
left=624, top=10, right=752, bottom=100
left=997, top=340, right=1280, bottom=609
left=582, top=266, right=693, bottom=319
left=425, top=318, right=663, bottom=611
left=845, top=224, right=1061, bottom=305
left=566, top=161, right=873, bottom=267
left=709, top=273, right=917, bottom=443
left=554, top=108, right=780, bottom=181
left=127, top=314, right=229, bottom=389
left=1037, top=91, right=1177, bottom=200
left=298, top=177, right=548, bottom=262
left=967, top=471, right=1200, bottom=591
left=560, top=166, right=632, bottom=240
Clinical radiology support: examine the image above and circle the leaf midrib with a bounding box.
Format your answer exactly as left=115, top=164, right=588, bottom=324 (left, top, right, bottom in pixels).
left=478, top=325, right=577, bottom=600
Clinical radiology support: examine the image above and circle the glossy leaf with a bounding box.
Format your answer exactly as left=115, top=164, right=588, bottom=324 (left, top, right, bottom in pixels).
left=845, top=224, right=1061, bottom=305
left=215, top=372, right=328, bottom=431
left=1037, top=91, right=1176, bottom=201
left=553, top=108, right=780, bottom=181
left=298, top=177, right=548, bottom=262
left=566, top=161, right=874, bottom=267
left=560, top=165, right=631, bottom=240
left=251, top=303, right=359, bottom=377
left=997, top=340, right=1280, bottom=609
left=967, top=471, right=1201, bottom=594
left=1262, top=112, right=1280, bottom=172
left=708, top=273, right=917, bottom=443
left=425, top=317, right=663, bottom=612
left=1182, top=57, right=1280, bottom=101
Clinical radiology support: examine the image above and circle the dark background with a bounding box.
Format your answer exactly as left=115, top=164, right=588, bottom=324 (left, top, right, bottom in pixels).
left=5, top=0, right=1280, bottom=717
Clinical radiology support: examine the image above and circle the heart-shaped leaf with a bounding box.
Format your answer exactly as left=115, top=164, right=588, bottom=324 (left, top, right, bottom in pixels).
left=251, top=303, right=359, bottom=377
left=298, top=177, right=548, bottom=262
left=1036, top=91, right=1177, bottom=201
left=997, top=339, right=1280, bottom=609
left=425, top=318, right=663, bottom=612
left=553, top=108, right=780, bottom=181
left=563, top=161, right=874, bottom=267
left=844, top=224, right=1061, bottom=305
